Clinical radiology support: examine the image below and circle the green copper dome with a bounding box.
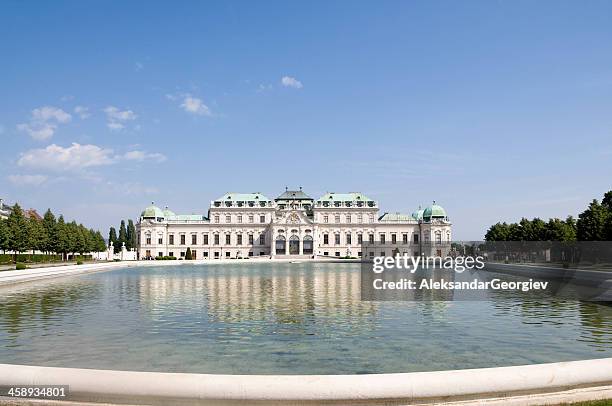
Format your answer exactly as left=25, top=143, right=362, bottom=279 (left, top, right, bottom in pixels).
left=141, top=203, right=164, bottom=219
left=412, top=206, right=425, bottom=220
left=162, top=206, right=176, bottom=217
left=422, top=201, right=447, bottom=220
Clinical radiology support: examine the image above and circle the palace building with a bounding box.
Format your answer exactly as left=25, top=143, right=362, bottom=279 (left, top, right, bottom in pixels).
left=136, top=188, right=452, bottom=260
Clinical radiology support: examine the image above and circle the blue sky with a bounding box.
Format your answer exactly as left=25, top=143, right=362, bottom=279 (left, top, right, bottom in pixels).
left=1, top=1, right=612, bottom=239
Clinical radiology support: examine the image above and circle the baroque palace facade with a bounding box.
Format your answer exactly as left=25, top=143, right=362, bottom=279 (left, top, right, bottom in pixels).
left=136, top=188, right=452, bottom=260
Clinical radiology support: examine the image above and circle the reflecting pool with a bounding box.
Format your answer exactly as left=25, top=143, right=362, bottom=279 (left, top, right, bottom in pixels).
left=0, top=263, right=610, bottom=374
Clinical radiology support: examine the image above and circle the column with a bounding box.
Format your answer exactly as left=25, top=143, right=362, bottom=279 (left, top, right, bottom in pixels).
left=298, top=229, right=304, bottom=255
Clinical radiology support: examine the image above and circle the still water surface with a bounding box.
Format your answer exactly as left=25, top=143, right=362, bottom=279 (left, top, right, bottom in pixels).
left=0, top=263, right=610, bottom=374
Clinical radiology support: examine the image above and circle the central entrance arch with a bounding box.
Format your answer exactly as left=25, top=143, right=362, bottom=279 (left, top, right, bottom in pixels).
left=275, top=235, right=286, bottom=254
left=289, top=235, right=300, bottom=255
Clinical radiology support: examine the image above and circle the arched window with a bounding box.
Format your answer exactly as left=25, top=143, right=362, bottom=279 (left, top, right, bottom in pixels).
left=289, top=234, right=300, bottom=255
left=303, top=235, right=313, bottom=254
left=275, top=235, right=286, bottom=253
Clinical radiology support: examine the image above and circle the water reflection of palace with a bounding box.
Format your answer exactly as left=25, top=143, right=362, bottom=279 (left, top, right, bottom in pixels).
left=133, top=265, right=379, bottom=325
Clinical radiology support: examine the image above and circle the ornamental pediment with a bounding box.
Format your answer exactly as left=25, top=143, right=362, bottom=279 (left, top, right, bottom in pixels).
left=274, top=210, right=313, bottom=226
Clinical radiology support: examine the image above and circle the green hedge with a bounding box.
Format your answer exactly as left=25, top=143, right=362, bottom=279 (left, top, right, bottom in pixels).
left=0, top=253, right=92, bottom=264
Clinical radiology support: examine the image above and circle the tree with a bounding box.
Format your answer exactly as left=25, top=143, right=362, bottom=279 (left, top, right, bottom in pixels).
left=126, top=219, right=137, bottom=250
left=485, top=222, right=510, bottom=241
left=0, top=219, right=9, bottom=254
left=118, top=220, right=127, bottom=248
left=42, top=209, right=57, bottom=254
left=92, top=230, right=107, bottom=252
left=185, top=247, right=192, bottom=260
left=7, top=204, right=29, bottom=261
left=577, top=199, right=609, bottom=241
left=109, top=227, right=119, bottom=253
left=26, top=217, right=47, bottom=256
left=56, top=215, right=70, bottom=260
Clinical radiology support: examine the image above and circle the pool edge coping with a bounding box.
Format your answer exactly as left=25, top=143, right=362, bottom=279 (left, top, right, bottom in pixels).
left=0, top=358, right=611, bottom=405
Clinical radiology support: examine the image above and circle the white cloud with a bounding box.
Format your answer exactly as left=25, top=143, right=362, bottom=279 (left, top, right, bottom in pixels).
left=104, top=106, right=137, bottom=131
left=281, top=76, right=303, bottom=89
left=32, top=106, right=72, bottom=123
left=7, top=174, right=48, bottom=186
left=18, top=143, right=116, bottom=171
left=17, top=106, right=72, bottom=140
left=123, top=150, right=167, bottom=163
left=74, top=105, right=91, bottom=119
left=180, top=96, right=211, bottom=116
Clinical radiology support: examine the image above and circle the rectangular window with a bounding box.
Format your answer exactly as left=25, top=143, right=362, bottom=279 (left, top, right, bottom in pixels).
left=323, top=234, right=329, bottom=245
left=226, top=215, right=231, bottom=223
left=214, top=234, right=220, bottom=245
left=323, top=251, right=329, bottom=256
left=358, top=214, right=363, bottom=223
left=324, top=215, right=329, bottom=223
left=214, top=215, right=219, bottom=223
left=158, top=252, right=163, bottom=257
left=369, top=234, right=374, bottom=244
left=192, top=250, right=196, bottom=259
left=335, top=215, right=340, bottom=223
left=203, top=252, right=208, bottom=258
left=237, top=234, right=243, bottom=245
left=158, top=238, right=163, bottom=244
left=403, top=234, right=408, bottom=244
left=334, top=234, right=340, bottom=245
left=180, top=235, right=185, bottom=245
left=191, top=234, right=197, bottom=245
left=391, top=234, right=397, bottom=244
left=357, top=234, right=363, bottom=244
left=145, top=249, right=151, bottom=257
left=346, top=215, right=351, bottom=223
left=248, top=215, right=254, bottom=223
left=225, top=252, right=230, bottom=258
left=180, top=251, right=185, bottom=257
left=248, top=234, right=254, bottom=244
left=203, top=234, right=209, bottom=245
left=380, top=251, right=386, bottom=257
left=225, top=234, right=231, bottom=245
left=260, top=215, right=266, bottom=223
left=249, top=251, right=253, bottom=257
left=146, top=237, right=151, bottom=245
left=259, top=234, right=265, bottom=245
left=260, top=251, right=265, bottom=256
left=335, top=251, right=340, bottom=257
left=169, top=252, right=174, bottom=257
left=413, top=234, right=419, bottom=243
left=346, top=233, right=352, bottom=245
left=214, top=251, right=219, bottom=258
left=169, top=235, right=174, bottom=245
left=380, top=234, right=386, bottom=244
left=237, top=215, right=242, bottom=223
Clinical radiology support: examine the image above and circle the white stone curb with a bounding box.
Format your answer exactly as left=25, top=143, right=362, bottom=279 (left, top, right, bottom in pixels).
left=0, top=358, right=611, bottom=405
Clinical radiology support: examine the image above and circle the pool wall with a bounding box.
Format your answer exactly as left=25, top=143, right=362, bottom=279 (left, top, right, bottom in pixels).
left=0, top=358, right=611, bottom=405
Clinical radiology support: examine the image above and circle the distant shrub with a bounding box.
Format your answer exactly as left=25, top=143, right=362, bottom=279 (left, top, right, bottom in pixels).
left=155, top=256, right=163, bottom=260
left=113, top=259, right=121, bottom=262
left=76, top=260, right=84, bottom=265
left=15, top=263, right=27, bottom=270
